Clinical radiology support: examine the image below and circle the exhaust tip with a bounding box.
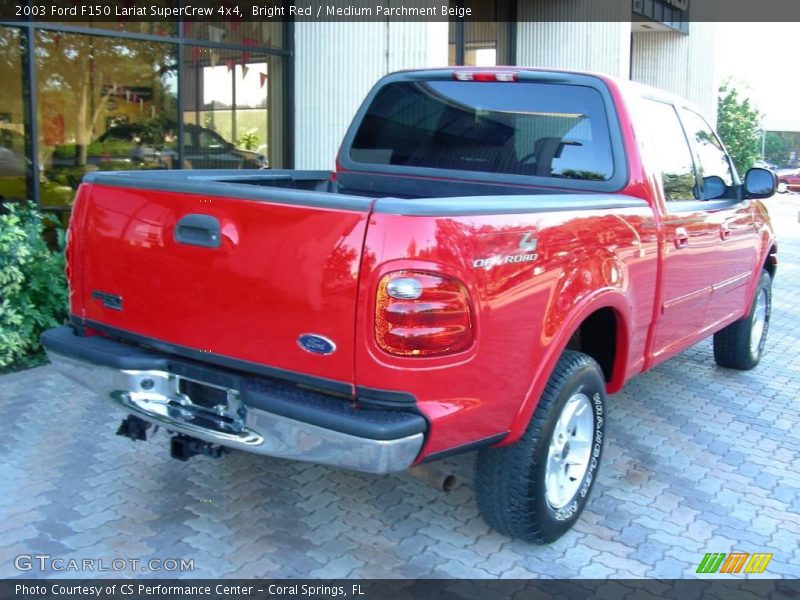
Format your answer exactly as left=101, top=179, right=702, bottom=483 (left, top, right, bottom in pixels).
left=441, top=474, right=457, bottom=492
left=408, top=464, right=458, bottom=492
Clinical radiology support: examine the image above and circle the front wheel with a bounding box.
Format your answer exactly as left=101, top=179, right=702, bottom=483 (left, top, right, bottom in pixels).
left=713, top=270, right=772, bottom=370
left=475, top=350, right=606, bottom=543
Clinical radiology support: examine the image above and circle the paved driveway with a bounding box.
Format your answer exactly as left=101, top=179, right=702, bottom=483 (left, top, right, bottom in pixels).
left=1, top=198, right=798, bottom=580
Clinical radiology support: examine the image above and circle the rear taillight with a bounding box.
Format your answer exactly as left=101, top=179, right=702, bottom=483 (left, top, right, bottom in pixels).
left=375, top=271, right=473, bottom=357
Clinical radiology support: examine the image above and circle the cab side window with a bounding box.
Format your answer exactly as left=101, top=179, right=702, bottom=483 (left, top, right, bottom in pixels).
left=640, top=99, right=699, bottom=202
left=679, top=109, right=736, bottom=200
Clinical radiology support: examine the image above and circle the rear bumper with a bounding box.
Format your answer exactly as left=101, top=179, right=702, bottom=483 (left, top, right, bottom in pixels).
left=41, top=326, right=426, bottom=474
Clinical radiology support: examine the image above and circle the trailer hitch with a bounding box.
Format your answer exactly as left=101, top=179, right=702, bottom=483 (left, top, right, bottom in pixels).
left=116, top=415, right=151, bottom=441
left=170, top=434, right=228, bottom=461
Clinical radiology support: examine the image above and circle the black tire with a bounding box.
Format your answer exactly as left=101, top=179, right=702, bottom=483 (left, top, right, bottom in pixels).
left=475, top=350, right=606, bottom=543
left=713, top=270, right=772, bottom=370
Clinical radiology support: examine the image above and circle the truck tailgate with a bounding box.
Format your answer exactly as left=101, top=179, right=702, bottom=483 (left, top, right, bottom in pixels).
left=73, top=179, right=371, bottom=385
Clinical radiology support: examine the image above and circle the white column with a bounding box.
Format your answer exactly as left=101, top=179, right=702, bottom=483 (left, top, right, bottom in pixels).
left=293, top=22, right=386, bottom=171
left=293, top=22, right=448, bottom=170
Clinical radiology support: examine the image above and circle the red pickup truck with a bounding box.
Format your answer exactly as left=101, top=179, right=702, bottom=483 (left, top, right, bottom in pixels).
left=42, top=68, right=778, bottom=543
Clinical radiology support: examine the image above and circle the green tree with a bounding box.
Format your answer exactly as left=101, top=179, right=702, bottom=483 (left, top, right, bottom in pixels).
left=716, top=83, right=762, bottom=175
left=764, top=131, right=788, bottom=167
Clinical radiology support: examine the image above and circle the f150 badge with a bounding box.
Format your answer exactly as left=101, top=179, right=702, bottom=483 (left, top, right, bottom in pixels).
left=472, top=233, right=538, bottom=270
left=91, top=290, right=123, bottom=311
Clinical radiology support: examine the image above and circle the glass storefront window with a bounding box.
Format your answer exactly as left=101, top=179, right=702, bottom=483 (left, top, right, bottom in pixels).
left=0, top=22, right=287, bottom=213
left=0, top=27, right=27, bottom=204
left=54, top=1, right=179, bottom=37
left=182, top=47, right=285, bottom=170
left=182, top=22, right=284, bottom=50
left=53, top=22, right=178, bottom=37
left=35, top=31, right=178, bottom=209
left=449, top=2, right=514, bottom=66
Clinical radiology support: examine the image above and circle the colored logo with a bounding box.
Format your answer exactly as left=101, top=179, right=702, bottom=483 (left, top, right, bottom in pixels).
left=696, top=552, right=772, bottom=574
left=297, top=334, right=336, bottom=355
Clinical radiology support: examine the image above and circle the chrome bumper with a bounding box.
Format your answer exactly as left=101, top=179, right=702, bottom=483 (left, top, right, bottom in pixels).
left=45, top=349, right=424, bottom=474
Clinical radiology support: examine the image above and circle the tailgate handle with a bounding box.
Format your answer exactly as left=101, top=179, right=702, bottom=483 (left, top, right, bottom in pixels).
left=174, top=214, right=221, bottom=248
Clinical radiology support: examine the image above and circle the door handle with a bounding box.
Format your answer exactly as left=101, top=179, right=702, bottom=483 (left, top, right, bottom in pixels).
left=720, top=222, right=732, bottom=240
left=674, top=226, right=689, bottom=249
left=174, top=214, right=221, bottom=248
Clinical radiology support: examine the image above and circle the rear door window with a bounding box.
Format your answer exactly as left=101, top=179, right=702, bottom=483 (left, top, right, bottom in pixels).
left=679, top=108, right=736, bottom=200
left=350, top=80, right=615, bottom=182
left=639, top=99, right=699, bottom=202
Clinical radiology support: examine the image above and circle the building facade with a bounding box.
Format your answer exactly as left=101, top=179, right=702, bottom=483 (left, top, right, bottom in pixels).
left=0, top=0, right=715, bottom=212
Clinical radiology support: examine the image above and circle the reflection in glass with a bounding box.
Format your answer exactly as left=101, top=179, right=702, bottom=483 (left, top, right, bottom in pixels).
left=54, top=21, right=177, bottom=37
left=182, top=22, right=284, bottom=50
left=351, top=80, right=613, bottom=181
left=35, top=31, right=178, bottom=208
left=641, top=100, right=699, bottom=201
left=680, top=108, right=734, bottom=199
left=0, top=27, right=28, bottom=204
left=182, top=47, right=285, bottom=170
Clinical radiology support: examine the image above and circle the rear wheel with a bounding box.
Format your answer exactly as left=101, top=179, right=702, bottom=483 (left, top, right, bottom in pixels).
left=475, top=350, right=606, bottom=543
left=713, top=270, right=772, bottom=370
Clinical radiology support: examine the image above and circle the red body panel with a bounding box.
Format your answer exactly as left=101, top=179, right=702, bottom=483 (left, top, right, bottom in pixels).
left=355, top=208, right=659, bottom=456
left=74, top=183, right=368, bottom=385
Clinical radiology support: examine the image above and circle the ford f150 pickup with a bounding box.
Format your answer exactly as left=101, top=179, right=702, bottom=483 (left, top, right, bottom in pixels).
left=42, top=68, right=778, bottom=543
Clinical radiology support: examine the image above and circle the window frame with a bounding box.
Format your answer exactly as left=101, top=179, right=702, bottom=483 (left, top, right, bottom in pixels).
left=639, top=94, right=745, bottom=214
left=338, top=70, right=630, bottom=194
left=639, top=95, right=701, bottom=208
left=677, top=106, right=742, bottom=203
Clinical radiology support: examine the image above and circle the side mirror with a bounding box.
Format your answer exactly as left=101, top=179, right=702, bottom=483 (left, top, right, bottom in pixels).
left=744, top=168, right=776, bottom=199
left=702, top=175, right=727, bottom=200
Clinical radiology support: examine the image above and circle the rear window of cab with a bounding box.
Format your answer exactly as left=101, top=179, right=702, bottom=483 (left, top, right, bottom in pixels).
left=350, top=80, right=615, bottom=182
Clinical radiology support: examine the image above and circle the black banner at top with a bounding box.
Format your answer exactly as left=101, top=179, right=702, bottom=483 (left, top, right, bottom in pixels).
left=2, top=0, right=800, bottom=22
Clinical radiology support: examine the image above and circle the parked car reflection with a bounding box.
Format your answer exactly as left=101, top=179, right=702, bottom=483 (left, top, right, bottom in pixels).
left=48, top=121, right=267, bottom=173
left=0, top=128, right=73, bottom=207
left=99, top=122, right=267, bottom=169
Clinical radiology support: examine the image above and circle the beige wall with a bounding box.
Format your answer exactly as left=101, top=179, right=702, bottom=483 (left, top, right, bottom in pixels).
left=631, top=23, right=718, bottom=125
left=516, top=0, right=631, bottom=78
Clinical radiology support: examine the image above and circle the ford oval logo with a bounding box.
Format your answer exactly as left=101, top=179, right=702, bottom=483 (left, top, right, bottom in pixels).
left=297, top=334, right=336, bottom=356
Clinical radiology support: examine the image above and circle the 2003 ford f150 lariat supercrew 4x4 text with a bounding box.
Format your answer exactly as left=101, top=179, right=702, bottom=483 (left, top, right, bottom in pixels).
left=42, top=68, right=778, bottom=543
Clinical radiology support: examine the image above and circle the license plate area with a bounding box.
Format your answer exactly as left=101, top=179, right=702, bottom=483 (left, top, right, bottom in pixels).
left=168, top=376, right=244, bottom=433
left=178, top=378, right=228, bottom=410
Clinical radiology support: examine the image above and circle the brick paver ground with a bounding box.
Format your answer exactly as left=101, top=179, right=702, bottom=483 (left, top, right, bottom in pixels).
left=1, top=197, right=798, bottom=579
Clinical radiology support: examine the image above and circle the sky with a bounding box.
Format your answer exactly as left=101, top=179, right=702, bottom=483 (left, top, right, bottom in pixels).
left=715, top=23, right=800, bottom=131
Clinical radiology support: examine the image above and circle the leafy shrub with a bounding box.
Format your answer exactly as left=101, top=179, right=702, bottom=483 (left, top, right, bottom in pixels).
left=0, top=202, right=68, bottom=369
left=237, top=129, right=260, bottom=150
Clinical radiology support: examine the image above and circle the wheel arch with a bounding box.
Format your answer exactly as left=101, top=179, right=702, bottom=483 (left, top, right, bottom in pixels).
left=764, top=243, right=777, bottom=280
left=500, top=291, right=632, bottom=447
